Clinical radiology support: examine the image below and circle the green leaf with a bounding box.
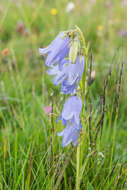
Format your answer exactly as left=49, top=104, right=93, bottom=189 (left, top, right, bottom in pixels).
left=87, top=182, right=94, bottom=190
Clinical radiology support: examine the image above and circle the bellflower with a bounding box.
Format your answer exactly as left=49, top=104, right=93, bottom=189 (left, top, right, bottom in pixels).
left=47, top=56, right=84, bottom=94
left=57, top=96, right=82, bottom=147
left=57, top=123, right=82, bottom=147
left=39, top=32, right=70, bottom=67
left=57, top=96, right=82, bottom=125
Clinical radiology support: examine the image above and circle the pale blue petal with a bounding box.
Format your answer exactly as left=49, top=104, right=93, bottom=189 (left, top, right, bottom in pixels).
left=57, top=123, right=81, bottom=147
left=53, top=73, right=66, bottom=85
left=61, top=81, right=76, bottom=94
left=46, top=56, right=85, bottom=94
left=39, top=32, right=70, bottom=67
left=46, top=65, right=59, bottom=75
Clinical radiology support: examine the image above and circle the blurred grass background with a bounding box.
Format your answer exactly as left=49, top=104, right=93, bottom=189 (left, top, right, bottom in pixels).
left=0, top=0, right=127, bottom=189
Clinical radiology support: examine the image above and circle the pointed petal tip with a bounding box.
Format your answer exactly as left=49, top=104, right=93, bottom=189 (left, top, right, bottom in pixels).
left=38, top=48, right=45, bottom=56
left=57, top=132, right=62, bottom=136
left=38, top=47, right=49, bottom=56
left=38, top=47, right=42, bottom=54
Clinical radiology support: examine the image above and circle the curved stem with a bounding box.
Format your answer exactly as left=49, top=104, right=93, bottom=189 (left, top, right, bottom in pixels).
left=75, top=26, right=88, bottom=190
left=76, top=26, right=88, bottom=107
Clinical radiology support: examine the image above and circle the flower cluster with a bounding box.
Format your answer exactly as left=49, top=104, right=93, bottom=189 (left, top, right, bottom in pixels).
left=57, top=96, right=82, bottom=147
left=39, top=30, right=84, bottom=147
left=47, top=56, right=84, bottom=94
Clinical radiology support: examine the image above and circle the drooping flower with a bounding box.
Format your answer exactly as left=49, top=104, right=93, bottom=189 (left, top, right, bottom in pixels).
left=57, top=96, right=82, bottom=125
left=57, top=123, right=82, bottom=147
left=57, top=96, right=82, bottom=147
left=47, top=56, right=84, bottom=94
left=39, top=32, right=70, bottom=67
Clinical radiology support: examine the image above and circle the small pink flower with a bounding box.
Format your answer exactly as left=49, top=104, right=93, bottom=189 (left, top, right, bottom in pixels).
left=117, top=29, right=127, bottom=37
left=44, top=106, right=52, bottom=114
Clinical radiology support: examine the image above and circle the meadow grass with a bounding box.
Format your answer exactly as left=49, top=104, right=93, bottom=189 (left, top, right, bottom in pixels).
left=0, top=0, right=127, bottom=189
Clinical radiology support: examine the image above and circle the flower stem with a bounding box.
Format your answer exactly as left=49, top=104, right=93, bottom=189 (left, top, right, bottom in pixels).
left=75, top=26, right=88, bottom=190
left=76, top=26, right=88, bottom=105
left=76, top=144, right=80, bottom=190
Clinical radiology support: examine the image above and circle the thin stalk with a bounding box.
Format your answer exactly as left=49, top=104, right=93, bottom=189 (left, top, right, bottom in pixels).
left=76, top=26, right=88, bottom=105
left=75, top=26, right=88, bottom=190
left=14, top=133, right=18, bottom=187
left=110, top=62, right=124, bottom=175
left=76, top=145, right=80, bottom=190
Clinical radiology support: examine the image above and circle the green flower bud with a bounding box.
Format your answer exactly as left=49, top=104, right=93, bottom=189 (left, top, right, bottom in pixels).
left=69, top=38, right=79, bottom=64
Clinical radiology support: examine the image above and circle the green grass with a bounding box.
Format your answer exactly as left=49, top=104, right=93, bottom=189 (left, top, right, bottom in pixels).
left=0, top=0, right=127, bottom=189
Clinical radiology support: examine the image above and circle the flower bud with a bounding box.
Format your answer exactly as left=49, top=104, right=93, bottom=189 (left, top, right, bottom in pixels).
left=69, top=38, right=79, bottom=64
